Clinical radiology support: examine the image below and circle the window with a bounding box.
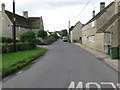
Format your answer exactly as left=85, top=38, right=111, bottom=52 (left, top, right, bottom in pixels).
left=91, top=21, right=96, bottom=27
left=91, top=35, right=95, bottom=42
left=83, top=35, right=87, bottom=41
left=88, top=35, right=95, bottom=42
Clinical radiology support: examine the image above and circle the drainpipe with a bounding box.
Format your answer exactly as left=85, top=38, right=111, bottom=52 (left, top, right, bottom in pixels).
left=104, top=31, right=113, bottom=54
left=110, top=32, right=113, bottom=46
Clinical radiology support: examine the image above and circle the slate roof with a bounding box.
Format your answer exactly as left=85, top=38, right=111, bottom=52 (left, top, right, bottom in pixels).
left=84, top=2, right=114, bottom=26
left=97, top=11, right=120, bottom=33
left=5, top=10, right=43, bottom=29
left=28, top=17, right=42, bottom=29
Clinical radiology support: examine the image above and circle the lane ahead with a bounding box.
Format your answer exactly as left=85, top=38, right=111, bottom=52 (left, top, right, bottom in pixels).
left=3, top=40, right=118, bottom=88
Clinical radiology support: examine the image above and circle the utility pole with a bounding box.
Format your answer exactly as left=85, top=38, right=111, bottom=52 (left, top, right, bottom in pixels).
left=68, top=21, right=70, bottom=35
left=13, top=0, right=16, bottom=52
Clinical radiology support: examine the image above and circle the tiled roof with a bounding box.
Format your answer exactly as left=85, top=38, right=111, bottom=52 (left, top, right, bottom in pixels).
left=97, top=11, right=120, bottom=33
left=28, top=17, right=42, bottom=29
left=5, top=10, right=43, bottom=29
left=84, top=2, right=114, bottom=26
left=5, top=10, right=30, bottom=28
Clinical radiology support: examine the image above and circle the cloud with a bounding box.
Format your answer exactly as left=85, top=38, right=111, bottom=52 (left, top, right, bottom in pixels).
left=0, top=0, right=115, bottom=31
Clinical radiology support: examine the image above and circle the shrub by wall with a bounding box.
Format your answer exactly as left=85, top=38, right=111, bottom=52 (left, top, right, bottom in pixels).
left=0, top=37, right=13, bottom=43
left=1, top=42, right=35, bottom=53
left=44, top=37, right=57, bottom=45
left=20, top=32, right=36, bottom=46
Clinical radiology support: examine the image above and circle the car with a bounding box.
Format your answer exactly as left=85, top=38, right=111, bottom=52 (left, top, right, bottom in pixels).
left=62, top=37, right=68, bottom=42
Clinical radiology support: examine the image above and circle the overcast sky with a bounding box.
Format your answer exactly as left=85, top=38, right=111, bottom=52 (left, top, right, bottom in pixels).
left=0, top=0, right=115, bottom=31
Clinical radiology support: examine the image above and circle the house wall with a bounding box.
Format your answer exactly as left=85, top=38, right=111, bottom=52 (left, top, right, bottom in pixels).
left=82, top=20, right=105, bottom=52
left=0, top=11, right=2, bottom=37
left=118, top=18, right=120, bottom=46
left=82, top=2, right=120, bottom=54
left=0, top=10, right=33, bottom=39
left=70, top=22, right=82, bottom=43
left=96, top=2, right=116, bottom=30
left=16, top=27, right=31, bottom=39
left=0, top=11, right=13, bottom=38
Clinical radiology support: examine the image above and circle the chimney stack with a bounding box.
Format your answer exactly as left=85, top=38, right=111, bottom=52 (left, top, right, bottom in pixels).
left=92, top=10, right=95, bottom=17
left=23, top=11, right=28, bottom=18
left=1, top=3, right=5, bottom=11
left=100, top=2, right=105, bottom=11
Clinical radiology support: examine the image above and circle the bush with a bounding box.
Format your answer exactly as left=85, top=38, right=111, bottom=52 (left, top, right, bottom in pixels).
left=1, top=42, right=35, bottom=53
left=0, top=37, right=13, bottom=43
left=73, top=39, right=77, bottom=43
left=49, top=33, right=60, bottom=39
left=37, top=30, right=47, bottom=39
left=36, top=40, right=47, bottom=45
left=16, top=42, right=35, bottom=51
left=44, top=37, right=57, bottom=45
left=1, top=43, right=13, bottom=53
left=20, top=32, right=36, bottom=46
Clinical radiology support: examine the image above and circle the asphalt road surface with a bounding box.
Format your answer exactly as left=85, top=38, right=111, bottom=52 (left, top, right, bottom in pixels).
left=2, top=40, right=119, bottom=89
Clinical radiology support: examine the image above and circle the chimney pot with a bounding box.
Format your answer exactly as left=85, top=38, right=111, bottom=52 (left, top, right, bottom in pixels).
left=23, top=11, right=28, bottom=18
left=1, top=3, right=5, bottom=11
left=92, top=10, right=95, bottom=17
left=100, top=2, right=105, bottom=11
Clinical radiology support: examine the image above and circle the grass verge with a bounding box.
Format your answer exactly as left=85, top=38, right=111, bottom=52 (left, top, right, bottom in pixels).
left=1, top=47, right=47, bottom=78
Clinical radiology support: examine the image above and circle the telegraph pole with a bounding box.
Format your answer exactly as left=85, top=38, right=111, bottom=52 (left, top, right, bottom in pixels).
left=13, top=0, right=16, bottom=52
left=68, top=21, right=70, bottom=35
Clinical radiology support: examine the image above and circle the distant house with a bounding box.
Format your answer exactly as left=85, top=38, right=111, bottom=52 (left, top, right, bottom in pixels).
left=82, top=1, right=120, bottom=54
left=70, top=21, right=83, bottom=43
left=0, top=3, right=44, bottom=39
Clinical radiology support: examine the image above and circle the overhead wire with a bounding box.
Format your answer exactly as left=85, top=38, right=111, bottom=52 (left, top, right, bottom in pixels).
left=71, top=0, right=91, bottom=22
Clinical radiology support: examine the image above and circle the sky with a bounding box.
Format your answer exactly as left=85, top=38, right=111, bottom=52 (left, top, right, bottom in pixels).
left=0, top=0, right=115, bottom=32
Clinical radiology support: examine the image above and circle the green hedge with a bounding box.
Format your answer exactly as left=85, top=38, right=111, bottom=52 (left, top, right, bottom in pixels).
left=20, top=32, right=36, bottom=46
left=0, top=37, right=13, bottom=43
left=44, top=37, right=57, bottom=45
left=36, top=37, right=57, bottom=45
left=1, top=42, right=36, bottom=53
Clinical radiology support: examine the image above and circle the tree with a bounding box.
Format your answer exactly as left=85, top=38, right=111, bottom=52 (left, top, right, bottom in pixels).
left=61, top=29, right=68, bottom=37
left=37, top=30, right=47, bottom=39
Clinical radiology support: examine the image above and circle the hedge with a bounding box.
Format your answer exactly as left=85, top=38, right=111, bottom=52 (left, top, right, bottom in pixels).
left=0, top=37, right=13, bottom=43
left=1, top=42, right=36, bottom=53
left=44, top=37, right=57, bottom=45
left=20, top=32, right=36, bottom=45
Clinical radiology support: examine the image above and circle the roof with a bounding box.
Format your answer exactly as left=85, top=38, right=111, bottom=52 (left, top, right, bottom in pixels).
left=5, top=10, right=30, bottom=28
left=97, top=11, right=120, bottom=33
left=70, top=21, right=83, bottom=31
left=84, top=2, right=114, bottom=26
left=5, top=10, right=43, bottom=29
left=28, top=17, right=42, bottom=29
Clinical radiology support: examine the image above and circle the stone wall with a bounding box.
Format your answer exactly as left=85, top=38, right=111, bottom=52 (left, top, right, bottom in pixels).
left=1, top=11, right=13, bottom=38
left=70, top=22, right=82, bottom=43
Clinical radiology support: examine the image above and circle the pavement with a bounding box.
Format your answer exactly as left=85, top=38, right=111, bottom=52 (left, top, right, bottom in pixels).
left=2, top=40, right=119, bottom=88
left=74, top=43, right=120, bottom=72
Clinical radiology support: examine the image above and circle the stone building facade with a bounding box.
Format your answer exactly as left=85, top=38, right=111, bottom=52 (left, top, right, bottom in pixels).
left=70, top=21, right=83, bottom=43
left=0, top=3, right=44, bottom=39
left=82, top=1, right=120, bottom=54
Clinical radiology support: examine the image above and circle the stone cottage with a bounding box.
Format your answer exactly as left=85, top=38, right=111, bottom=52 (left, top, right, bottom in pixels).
left=82, top=1, right=120, bottom=54
left=0, top=3, right=44, bottom=39
left=70, top=21, right=83, bottom=43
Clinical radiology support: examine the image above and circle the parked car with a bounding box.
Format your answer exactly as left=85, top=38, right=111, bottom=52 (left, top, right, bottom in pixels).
left=62, top=37, right=68, bottom=42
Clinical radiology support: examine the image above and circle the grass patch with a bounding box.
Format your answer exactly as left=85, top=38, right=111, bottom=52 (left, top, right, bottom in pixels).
left=1, top=47, right=47, bottom=78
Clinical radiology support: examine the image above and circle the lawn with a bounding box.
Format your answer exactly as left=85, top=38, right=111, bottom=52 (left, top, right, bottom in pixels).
left=1, top=47, right=47, bottom=78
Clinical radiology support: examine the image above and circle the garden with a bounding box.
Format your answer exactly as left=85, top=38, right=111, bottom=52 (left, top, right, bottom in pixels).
left=0, top=30, right=60, bottom=78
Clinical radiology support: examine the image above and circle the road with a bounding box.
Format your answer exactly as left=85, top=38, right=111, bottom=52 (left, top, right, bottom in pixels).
left=3, top=40, right=119, bottom=89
